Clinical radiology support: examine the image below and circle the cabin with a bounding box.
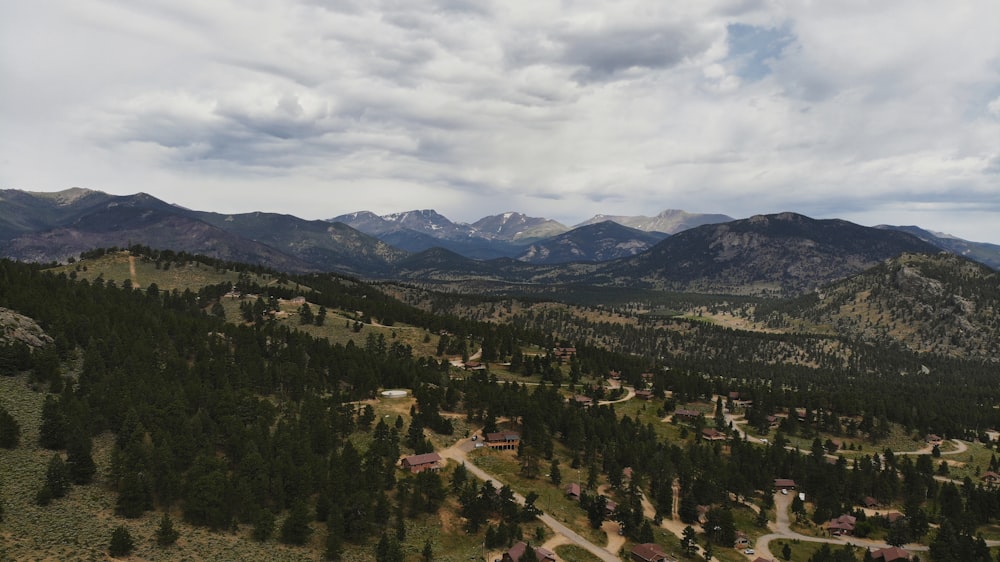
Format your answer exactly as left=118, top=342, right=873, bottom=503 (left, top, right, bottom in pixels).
left=630, top=542, right=670, bottom=562
left=566, top=482, right=581, bottom=501
left=400, top=452, right=441, bottom=474
left=871, top=547, right=910, bottom=562
left=983, top=471, right=1000, bottom=486
left=502, top=541, right=556, bottom=562
left=925, top=434, right=943, bottom=446
left=673, top=409, right=701, bottom=422
left=635, top=390, right=654, bottom=401
left=702, top=428, right=726, bottom=441
left=774, top=479, right=796, bottom=491
left=571, top=395, right=594, bottom=407
left=862, top=496, right=879, bottom=509
left=826, top=514, right=857, bottom=536
left=485, top=431, right=520, bottom=451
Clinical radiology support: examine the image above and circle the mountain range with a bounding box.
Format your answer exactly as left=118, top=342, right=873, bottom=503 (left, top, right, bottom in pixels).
left=1, top=188, right=998, bottom=296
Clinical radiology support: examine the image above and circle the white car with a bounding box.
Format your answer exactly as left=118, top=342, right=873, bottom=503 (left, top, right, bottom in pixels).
left=744, top=549, right=755, bottom=555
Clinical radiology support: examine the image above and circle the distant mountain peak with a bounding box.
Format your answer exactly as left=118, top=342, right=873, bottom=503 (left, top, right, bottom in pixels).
left=25, top=187, right=100, bottom=206
left=576, top=209, right=735, bottom=234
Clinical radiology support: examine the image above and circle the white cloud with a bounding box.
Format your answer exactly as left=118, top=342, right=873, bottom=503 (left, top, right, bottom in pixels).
left=1, top=0, right=998, bottom=243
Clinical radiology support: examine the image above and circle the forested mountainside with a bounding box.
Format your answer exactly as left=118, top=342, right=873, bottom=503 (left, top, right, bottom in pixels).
left=753, top=253, right=1000, bottom=359
left=2, top=249, right=1000, bottom=561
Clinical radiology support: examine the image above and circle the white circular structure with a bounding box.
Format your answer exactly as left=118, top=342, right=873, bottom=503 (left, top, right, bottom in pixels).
left=380, top=389, right=408, bottom=398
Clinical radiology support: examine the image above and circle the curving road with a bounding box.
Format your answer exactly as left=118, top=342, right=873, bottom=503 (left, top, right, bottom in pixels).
left=440, top=438, right=621, bottom=562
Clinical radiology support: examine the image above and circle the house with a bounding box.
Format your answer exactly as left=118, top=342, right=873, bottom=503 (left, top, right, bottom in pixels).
left=925, top=434, right=943, bottom=446
left=622, top=467, right=633, bottom=483
left=605, top=499, right=617, bottom=517
left=609, top=370, right=622, bottom=380
left=774, top=479, right=796, bottom=491
left=566, top=482, right=581, bottom=501
left=826, top=514, right=857, bottom=536
left=766, top=415, right=781, bottom=429
left=552, top=347, right=577, bottom=360
left=734, top=531, right=751, bottom=548
left=630, top=542, right=670, bottom=562
left=871, top=547, right=910, bottom=562
left=635, top=390, right=654, bottom=401
left=400, top=452, right=442, bottom=474
left=502, top=541, right=556, bottom=562
left=463, top=361, right=486, bottom=371
left=674, top=409, right=702, bottom=422
left=702, top=428, right=726, bottom=441
left=983, top=471, right=1000, bottom=486
left=884, top=512, right=905, bottom=524
left=728, top=391, right=741, bottom=400
left=485, top=431, right=520, bottom=450
left=862, top=496, right=879, bottom=509
left=572, top=395, right=594, bottom=407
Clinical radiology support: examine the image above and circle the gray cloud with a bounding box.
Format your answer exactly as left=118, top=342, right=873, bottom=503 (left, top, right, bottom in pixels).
left=1, top=0, right=998, bottom=243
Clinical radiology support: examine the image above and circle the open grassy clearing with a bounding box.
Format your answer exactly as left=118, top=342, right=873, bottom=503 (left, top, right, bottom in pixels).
left=468, top=447, right=609, bottom=549
left=48, top=252, right=266, bottom=293
left=767, top=538, right=866, bottom=562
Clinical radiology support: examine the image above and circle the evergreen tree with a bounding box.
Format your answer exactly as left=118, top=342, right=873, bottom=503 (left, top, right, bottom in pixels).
left=108, top=525, right=134, bottom=558
left=66, top=430, right=97, bottom=484
left=549, top=458, right=562, bottom=485
left=375, top=533, right=404, bottom=562
left=44, top=453, right=71, bottom=499
left=422, top=538, right=434, bottom=561
left=281, top=501, right=314, bottom=545
left=38, top=395, right=67, bottom=449
left=155, top=512, right=180, bottom=546
left=252, top=509, right=276, bottom=542
left=682, top=525, right=698, bottom=556
left=0, top=406, right=20, bottom=449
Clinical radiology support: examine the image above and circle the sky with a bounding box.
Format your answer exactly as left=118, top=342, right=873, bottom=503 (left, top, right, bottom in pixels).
left=2, top=1, right=999, bottom=243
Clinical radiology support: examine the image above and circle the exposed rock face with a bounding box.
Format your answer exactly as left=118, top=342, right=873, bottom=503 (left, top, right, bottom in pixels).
left=0, top=307, right=52, bottom=348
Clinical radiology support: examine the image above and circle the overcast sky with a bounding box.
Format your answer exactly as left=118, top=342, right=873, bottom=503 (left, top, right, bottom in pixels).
left=2, top=1, right=999, bottom=242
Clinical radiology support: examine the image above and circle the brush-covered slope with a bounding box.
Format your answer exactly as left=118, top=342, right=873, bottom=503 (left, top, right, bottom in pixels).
left=517, top=221, right=667, bottom=264
left=754, top=252, right=1000, bottom=360
left=593, top=212, right=940, bottom=295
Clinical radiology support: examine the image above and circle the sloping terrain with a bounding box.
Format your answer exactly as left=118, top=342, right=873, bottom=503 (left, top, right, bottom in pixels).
left=755, top=252, right=1000, bottom=359
left=575, top=208, right=734, bottom=234
left=592, top=213, right=940, bottom=295
left=516, top=221, right=667, bottom=264
left=878, top=225, right=1000, bottom=270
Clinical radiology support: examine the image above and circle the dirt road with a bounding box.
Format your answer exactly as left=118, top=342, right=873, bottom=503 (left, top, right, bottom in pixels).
left=440, top=439, right=621, bottom=562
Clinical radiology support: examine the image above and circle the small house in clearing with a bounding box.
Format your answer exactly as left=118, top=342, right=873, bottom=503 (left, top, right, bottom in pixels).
left=774, top=479, right=796, bottom=491
left=502, top=541, right=556, bottom=562
left=871, top=547, right=910, bottom=562
left=566, top=483, right=581, bottom=501
left=702, top=428, right=726, bottom=441
left=826, top=514, right=857, bottom=536
left=630, top=542, right=670, bottom=562
left=400, top=452, right=442, bottom=474
left=485, top=431, right=520, bottom=451
left=674, top=409, right=701, bottom=423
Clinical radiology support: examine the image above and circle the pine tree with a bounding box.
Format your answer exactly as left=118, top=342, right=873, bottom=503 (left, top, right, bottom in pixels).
left=252, top=509, right=275, bottom=542
left=422, top=538, right=434, bottom=561
left=66, top=430, right=97, bottom=484
left=108, top=525, right=134, bottom=558
left=280, top=500, right=313, bottom=545
left=44, top=453, right=71, bottom=499
left=155, top=512, right=180, bottom=546
left=38, top=395, right=67, bottom=450
left=0, top=406, right=20, bottom=449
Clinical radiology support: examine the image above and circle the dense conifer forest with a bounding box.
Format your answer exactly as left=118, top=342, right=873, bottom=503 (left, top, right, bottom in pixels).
left=2, top=249, right=1000, bottom=561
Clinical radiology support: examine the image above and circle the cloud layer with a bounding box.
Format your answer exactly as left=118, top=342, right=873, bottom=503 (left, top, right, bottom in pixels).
left=2, top=0, right=999, bottom=242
